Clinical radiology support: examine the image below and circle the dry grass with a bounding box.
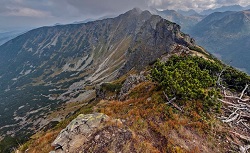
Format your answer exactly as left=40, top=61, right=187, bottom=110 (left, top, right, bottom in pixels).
left=17, top=100, right=98, bottom=153
left=96, top=81, right=229, bottom=153
left=19, top=130, right=60, bottom=153
left=19, top=81, right=231, bottom=153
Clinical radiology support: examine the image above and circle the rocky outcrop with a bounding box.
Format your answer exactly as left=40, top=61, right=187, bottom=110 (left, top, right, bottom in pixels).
left=119, top=15, right=195, bottom=76
left=119, top=73, right=147, bottom=100
left=51, top=113, right=134, bottom=153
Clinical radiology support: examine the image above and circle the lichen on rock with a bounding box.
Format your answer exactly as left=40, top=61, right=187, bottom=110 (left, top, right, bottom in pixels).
left=51, top=113, right=134, bottom=153
left=51, top=113, right=109, bottom=152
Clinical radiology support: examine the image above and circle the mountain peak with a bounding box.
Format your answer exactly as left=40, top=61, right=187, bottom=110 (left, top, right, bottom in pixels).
left=118, top=8, right=152, bottom=21
left=123, top=8, right=152, bottom=17
left=130, top=7, right=143, bottom=14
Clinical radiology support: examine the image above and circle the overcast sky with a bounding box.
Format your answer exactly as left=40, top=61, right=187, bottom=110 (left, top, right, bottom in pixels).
left=0, top=0, right=250, bottom=32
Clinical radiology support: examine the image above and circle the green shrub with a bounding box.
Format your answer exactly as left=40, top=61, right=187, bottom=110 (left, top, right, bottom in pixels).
left=0, top=136, right=21, bottom=153
left=223, top=67, right=250, bottom=94
left=101, top=82, right=122, bottom=93
left=151, top=55, right=221, bottom=112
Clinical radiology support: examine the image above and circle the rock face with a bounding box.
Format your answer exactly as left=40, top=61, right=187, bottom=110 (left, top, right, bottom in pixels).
left=51, top=113, right=134, bottom=153
left=119, top=15, right=195, bottom=76
left=119, top=73, right=147, bottom=100
left=95, top=72, right=147, bottom=100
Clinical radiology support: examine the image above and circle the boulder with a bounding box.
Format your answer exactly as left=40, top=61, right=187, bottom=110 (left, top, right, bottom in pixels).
left=52, top=113, right=109, bottom=152
left=51, top=113, right=134, bottom=153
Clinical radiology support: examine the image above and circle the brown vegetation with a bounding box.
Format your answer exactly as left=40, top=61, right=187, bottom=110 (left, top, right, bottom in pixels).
left=95, top=81, right=231, bottom=153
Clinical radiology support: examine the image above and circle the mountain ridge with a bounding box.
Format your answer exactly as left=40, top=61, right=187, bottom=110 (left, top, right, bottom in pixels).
left=200, top=4, right=250, bottom=15
left=0, top=8, right=194, bottom=144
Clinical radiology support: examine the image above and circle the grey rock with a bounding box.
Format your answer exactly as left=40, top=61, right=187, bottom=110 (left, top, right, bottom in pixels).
left=119, top=72, right=147, bottom=100
left=119, top=16, right=195, bottom=76
left=52, top=113, right=109, bottom=152
left=51, top=113, right=134, bottom=153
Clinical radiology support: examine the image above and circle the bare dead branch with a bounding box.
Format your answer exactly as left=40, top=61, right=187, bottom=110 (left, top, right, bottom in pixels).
left=223, top=114, right=239, bottom=123
left=163, top=91, right=170, bottom=102
left=163, top=91, right=182, bottom=112
left=240, top=121, right=250, bottom=131
left=239, top=145, right=250, bottom=153
left=240, top=84, right=249, bottom=100
left=224, top=96, right=250, bottom=102
left=217, top=80, right=250, bottom=152
left=217, top=67, right=226, bottom=87
left=230, top=131, right=250, bottom=142
left=218, top=98, right=237, bottom=106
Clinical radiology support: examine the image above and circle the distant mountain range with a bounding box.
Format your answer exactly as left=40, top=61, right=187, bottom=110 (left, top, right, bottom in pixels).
left=200, top=4, right=250, bottom=15
left=177, top=9, right=200, bottom=16
left=0, top=31, right=25, bottom=46
left=152, top=5, right=250, bottom=73
left=53, top=15, right=117, bottom=26
left=154, top=9, right=204, bottom=33
left=189, top=10, right=250, bottom=73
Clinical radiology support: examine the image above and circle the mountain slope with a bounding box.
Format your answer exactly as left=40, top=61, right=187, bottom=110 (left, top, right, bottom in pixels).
left=190, top=10, right=250, bottom=73
left=177, top=9, right=199, bottom=16
left=0, top=31, right=24, bottom=46
left=0, top=8, right=194, bottom=143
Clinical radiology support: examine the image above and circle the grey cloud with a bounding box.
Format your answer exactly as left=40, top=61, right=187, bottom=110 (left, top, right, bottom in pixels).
left=216, top=0, right=239, bottom=5
left=1, top=0, right=250, bottom=31
left=64, top=0, right=148, bottom=16
left=0, top=0, right=51, bottom=16
left=149, top=0, right=250, bottom=11
left=1, top=0, right=250, bottom=18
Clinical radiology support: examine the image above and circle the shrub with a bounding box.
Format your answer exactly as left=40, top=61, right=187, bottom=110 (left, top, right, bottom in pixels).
left=151, top=55, right=221, bottom=112
left=100, top=82, right=122, bottom=93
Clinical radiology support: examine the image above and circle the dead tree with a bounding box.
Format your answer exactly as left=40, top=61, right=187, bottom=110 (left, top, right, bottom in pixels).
left=217, top=68, right=250, bottom=153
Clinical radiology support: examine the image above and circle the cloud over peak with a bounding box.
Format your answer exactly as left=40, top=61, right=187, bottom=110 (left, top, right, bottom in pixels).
left=0, top=0, right=250, bottom=31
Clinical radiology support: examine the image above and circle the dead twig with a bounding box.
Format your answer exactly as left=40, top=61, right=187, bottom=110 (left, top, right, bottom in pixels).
left=230, top=131, right=250, bottom=142
left=163, top=91, right=182, bottom=112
